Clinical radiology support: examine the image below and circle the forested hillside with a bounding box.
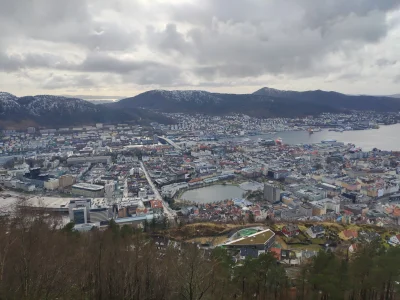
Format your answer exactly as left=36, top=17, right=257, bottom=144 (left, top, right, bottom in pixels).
left=1, top=213, right=400, bottom=300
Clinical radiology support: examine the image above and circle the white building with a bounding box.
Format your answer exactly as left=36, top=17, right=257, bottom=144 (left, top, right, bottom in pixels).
left=89, top=208, right=109, bottom=223
left=44, top=179, right=59, bottom=190
left=104, top=181, right=115, bottom=200
left=138, top=188, right=147, bottom=199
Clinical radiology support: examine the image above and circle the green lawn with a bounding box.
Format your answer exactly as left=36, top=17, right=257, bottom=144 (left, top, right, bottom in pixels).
left=289, top=244, right=322, bottom=251
left=310, top=238, right=325, bottom=244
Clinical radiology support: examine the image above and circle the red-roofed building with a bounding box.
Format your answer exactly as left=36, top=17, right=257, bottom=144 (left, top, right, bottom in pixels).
left=343, top=230, right=358, bottom=239
left=270, top=248, right=282, bottom=261
left=150, top=200, right=163, bottom=209
left=150, top=200, right=164, bottom=213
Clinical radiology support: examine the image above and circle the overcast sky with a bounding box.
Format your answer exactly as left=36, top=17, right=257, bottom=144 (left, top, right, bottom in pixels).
left=1, top=0, right=400, bottom=98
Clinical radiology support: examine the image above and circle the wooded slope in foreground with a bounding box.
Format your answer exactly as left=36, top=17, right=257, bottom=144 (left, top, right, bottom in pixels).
left=1, top=213, right=400, bottom=300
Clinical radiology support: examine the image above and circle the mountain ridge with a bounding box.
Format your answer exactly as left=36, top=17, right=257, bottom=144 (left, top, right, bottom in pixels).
left=110, top=87, right=400, bottom=117
left=0, top=92, right=173, bottom=129
left=2, top=86, right=400, bottom=129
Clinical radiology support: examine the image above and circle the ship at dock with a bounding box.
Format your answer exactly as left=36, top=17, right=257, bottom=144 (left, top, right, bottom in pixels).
left=275, top=137, right=283, bottom=145
left=258, top=138, right=276, bottom=146
left=321, top=139, right=337, bottom=144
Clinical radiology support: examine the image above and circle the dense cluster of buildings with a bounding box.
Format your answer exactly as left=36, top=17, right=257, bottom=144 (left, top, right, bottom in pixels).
left=156, top=111, right=395, bottom=140
left=1, top=114, right=400, bottom=232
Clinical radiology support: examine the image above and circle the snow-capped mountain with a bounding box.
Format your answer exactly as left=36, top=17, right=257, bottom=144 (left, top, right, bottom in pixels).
left=0, top=92, right=18, bottom=102
left=17, top=95, right=99, bottom=116
left=148, top=90, right=223, bottom=104
left=2, top=87, right=400, bottom=129
left=0, top=93, right=99, bottom=117
left=0, top=92, right=21, bottom=113
left=0, top=92, right=172, bottom=128
left=113, top=89, right=341, bottom=117
left=112, top=88, right=400, bottom=117
left=253, top=87, right=298, bottom=98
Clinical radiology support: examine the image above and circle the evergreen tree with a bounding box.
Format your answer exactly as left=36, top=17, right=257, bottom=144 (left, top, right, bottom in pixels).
left=248, top=211, right=255, bottom=223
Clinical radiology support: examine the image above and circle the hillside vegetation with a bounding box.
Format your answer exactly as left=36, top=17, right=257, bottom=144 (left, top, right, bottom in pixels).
left=1, top=213, right=400, bottom=299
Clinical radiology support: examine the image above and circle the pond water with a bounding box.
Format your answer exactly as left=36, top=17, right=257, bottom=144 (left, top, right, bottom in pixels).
left=180, top=185, right=245, bottom=204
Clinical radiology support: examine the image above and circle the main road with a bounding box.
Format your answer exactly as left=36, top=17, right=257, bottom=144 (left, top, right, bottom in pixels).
left=140, top=161, right=176, bottom=219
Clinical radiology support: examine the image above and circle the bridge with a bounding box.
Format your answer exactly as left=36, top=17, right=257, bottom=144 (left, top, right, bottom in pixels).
left=158, top=136, right=182, bottom=150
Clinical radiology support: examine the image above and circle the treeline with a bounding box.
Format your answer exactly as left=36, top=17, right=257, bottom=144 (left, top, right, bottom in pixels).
left=0, top=213, right=288, bottom=300
left=1, top=212, right=400, bottom=300
left=298, top=242, right=400, bottom=300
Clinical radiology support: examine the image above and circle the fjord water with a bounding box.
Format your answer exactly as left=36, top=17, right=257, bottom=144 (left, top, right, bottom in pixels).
left=245, top=124, right=400, bottom=151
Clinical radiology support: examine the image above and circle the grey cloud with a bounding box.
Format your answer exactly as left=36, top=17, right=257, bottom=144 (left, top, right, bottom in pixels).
left=0, top=52, right=22, bottom=72
left=323, top=10, right=388, bottom=43
left=68, top=22, right=140, bottom=52
left=0, top=0, right=400, bottom=92
left=0, top=49, right=184, bottom=86
left=299, top=0, right=400, bottom=29
left=146, top=24, right=192, bottom=55
left=42, top=74, right=95, bottom=90
left=376, top=58, right=397, bottom=67
left=170, top=0, right=400, bottom=27
left=0, top=51, right=72, bottom=72
left=125, top=68, right=184, bottom=86
left=76, top=53, right=163, bottom=74
left=75, top=52, right=186, bottom=86
left=152, top=0, right=400, bottom=80
left=0, top=0, right=139, bottom=51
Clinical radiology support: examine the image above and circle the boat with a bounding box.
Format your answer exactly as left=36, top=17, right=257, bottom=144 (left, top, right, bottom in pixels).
left=259, top=139, right=276, bottom=146
left=275, top=137, right=283, bottom=145
left=321, top=139, right=337, bottom=144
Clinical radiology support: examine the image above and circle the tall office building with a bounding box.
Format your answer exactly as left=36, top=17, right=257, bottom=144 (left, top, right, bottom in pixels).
left=72, top=207, right=88, bottom=224
left=68, top=199, right=91, bottom=222
left=263, top=183, right=281, bottom=203
left=123, top=179, right=129, bottom=198
left=105, top=181, right=115, bottom=202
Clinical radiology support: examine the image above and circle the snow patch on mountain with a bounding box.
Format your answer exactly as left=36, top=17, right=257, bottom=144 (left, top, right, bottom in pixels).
left=253, top=87, right=297, bottom=98
left=0, top=92, right=99, bottom=117
left=23, top=95, right=98, bottom=116
left=150, top=90, right=223, bottom=104
left=0, top=92, right=21, bottom=114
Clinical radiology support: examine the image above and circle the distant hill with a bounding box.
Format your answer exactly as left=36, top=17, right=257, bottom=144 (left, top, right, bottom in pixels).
left=253, top=87, right=400, bottom=112
left=111, top=90, right=341, bottom=118
left=110, top=87, right=400, bottom=118
left=3, top=86, right=400, bottom=129
left=0, top=92, right=173, bottom=129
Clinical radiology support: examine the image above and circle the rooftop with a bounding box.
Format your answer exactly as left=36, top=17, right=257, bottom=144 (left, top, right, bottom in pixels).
left=225, top=229, right=275, bottom=246
left=72, top=183, right=104, bottom=191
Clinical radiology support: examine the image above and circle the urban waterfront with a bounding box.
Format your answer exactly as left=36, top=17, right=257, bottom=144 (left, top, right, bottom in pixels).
left=180, top=185, right=245, bottom=204
left=235, top=123, right=400, bottom=151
